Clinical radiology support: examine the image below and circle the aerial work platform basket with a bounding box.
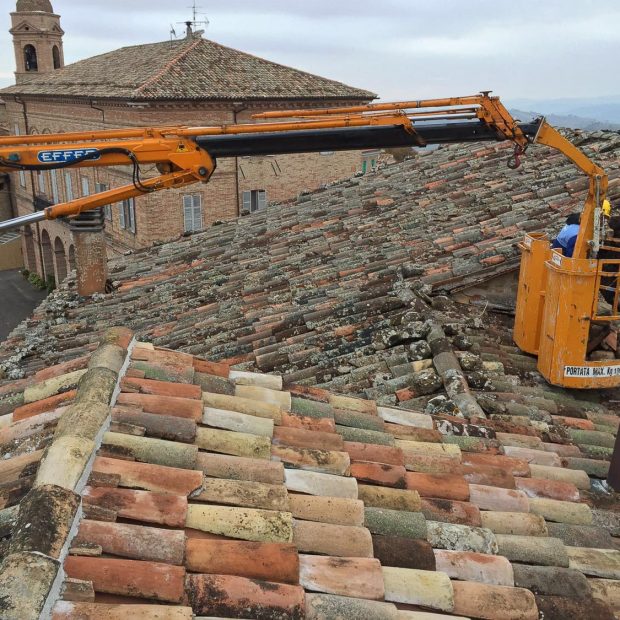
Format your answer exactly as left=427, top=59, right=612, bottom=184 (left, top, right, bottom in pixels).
left=515, top=233, right=620, bottom=388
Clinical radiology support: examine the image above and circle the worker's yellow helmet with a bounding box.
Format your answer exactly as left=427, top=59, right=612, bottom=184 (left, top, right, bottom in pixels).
left=603, top=198, right=612, bottom=217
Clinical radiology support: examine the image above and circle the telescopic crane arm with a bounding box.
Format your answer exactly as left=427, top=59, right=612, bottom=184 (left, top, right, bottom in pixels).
left=0, top=92, right=608, bottom=256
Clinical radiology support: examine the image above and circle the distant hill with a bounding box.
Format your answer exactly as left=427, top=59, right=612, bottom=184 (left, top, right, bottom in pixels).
left=510, top=108, right=620, bottom=131
left=508, top=96, right=620, bottom=128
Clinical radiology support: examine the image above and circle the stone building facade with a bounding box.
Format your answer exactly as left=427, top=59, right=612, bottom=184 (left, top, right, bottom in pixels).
left=2, top=1, right=375, bottom=286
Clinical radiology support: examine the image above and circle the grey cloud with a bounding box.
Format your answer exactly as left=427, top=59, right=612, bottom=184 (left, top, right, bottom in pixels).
left=0, top=0, right=619, bottom=100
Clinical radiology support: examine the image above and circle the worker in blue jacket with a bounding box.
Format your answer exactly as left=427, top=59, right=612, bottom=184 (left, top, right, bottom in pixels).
left=551, top=213, right=580, bottom=257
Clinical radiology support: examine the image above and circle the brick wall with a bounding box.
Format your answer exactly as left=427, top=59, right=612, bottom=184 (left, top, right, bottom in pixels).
left=238, top=151, right=359, bottom=206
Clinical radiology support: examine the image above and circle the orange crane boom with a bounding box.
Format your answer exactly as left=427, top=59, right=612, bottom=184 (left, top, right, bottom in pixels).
left=0, top=93, right=535, bottom=230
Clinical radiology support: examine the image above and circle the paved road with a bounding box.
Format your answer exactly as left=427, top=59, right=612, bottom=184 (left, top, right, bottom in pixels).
left=0, top=270, right=47, bottom=341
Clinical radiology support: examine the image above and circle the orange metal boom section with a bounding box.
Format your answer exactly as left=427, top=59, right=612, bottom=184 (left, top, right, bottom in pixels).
left=0, top=113, right=415, bottom=222
left=0, top=93, right=533, bottom=225
left=531, top=122, right=607, bottom=259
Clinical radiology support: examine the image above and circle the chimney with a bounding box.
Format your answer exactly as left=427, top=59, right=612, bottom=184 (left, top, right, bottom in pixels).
left=185, top=21, right=193, bottom=37
left=70, top=209, right=108, bottom=296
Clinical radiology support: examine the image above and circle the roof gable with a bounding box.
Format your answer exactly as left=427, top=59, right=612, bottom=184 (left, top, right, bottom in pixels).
left=10, top=19, right=44, bottom=34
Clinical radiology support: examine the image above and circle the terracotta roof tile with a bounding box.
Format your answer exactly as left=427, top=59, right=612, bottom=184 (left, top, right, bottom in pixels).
left=1, top=337, right=619, bottom=617
left=64, top=555, right=187, bottom=603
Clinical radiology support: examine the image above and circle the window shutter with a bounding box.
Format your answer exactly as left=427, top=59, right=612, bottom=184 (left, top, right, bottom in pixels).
left=242, top=191, right=251, bottom=213
left=14, top=126, right=26, bottom=187
left=129, top=199, right=136, bottom=233
left=183, top=195, right=193, bottom=232
left=65, top=173, right=73, bottom=201
left=81, top=177, right=90, bottom=197
left=50, top=170, right=59, bottom=204
left=119, top=202, right=125, bottom=229
left=193, top=195, right=202, bottom=231
left=96, top=184, right=111, bottom=221
left=258, top=190, right=267, bottom=211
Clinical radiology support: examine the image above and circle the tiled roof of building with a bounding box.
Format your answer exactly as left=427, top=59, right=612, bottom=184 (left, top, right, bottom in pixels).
left=0, top=128, right=619, bottom=617
left=0, top=330, right=619, bottom=618
left=0, top=35, right=376, bottom=101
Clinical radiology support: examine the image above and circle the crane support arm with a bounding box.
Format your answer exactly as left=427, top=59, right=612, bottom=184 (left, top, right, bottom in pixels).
left=531, top=121, right=608, bottom=259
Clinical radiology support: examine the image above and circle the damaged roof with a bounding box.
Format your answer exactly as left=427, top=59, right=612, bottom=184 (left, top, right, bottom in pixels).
left=0, top=128, right=619, bottom=618
left=0, top=35, right=375, bottom=101
left=2, top=129, right=619, bottom=386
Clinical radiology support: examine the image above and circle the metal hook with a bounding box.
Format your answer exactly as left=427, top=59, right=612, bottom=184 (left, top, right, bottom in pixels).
left=507, top=144, right=525, bottom=169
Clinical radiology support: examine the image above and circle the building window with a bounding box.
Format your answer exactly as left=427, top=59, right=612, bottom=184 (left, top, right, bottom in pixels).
left=362, top=150, right=380, bottom=175
left=183, top=194, right=203, bottom=232
left=49, top=170, right=59, bottom=204
left=242, top=190, right=267, bottom=213
left=52, top=45, right=61, bottom=69
left=24, top=45, right=38, bottom=72
left=96, top=183, right=112, bottom=220
left=120, top=198, right=136, bottom=234
left=320, top=151, right=334, bottom=156
left=37, top=171, right=46, bottom=195
left=65, top=172, right=73, bottom=201
left=361, top=159, right=377, bottom=174
left=81, top=177, right=90, bottom=197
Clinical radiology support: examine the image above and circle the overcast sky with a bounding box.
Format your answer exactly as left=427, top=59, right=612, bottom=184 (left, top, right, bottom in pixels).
left=1, top=0, right=619, bottom=102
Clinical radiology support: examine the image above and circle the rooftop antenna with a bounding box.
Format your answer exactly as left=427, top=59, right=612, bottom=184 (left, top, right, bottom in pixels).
left=177, top=1, right=210, bottom=38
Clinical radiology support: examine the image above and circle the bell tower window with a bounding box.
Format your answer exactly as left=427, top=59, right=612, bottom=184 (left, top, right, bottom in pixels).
left=24, top=44, right=38, bottom=72
left=52, top=45, right=61, bottom=69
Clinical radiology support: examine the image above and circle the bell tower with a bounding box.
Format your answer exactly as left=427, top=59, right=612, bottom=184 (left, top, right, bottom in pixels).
left=10, top=0, right=64, bottom=84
